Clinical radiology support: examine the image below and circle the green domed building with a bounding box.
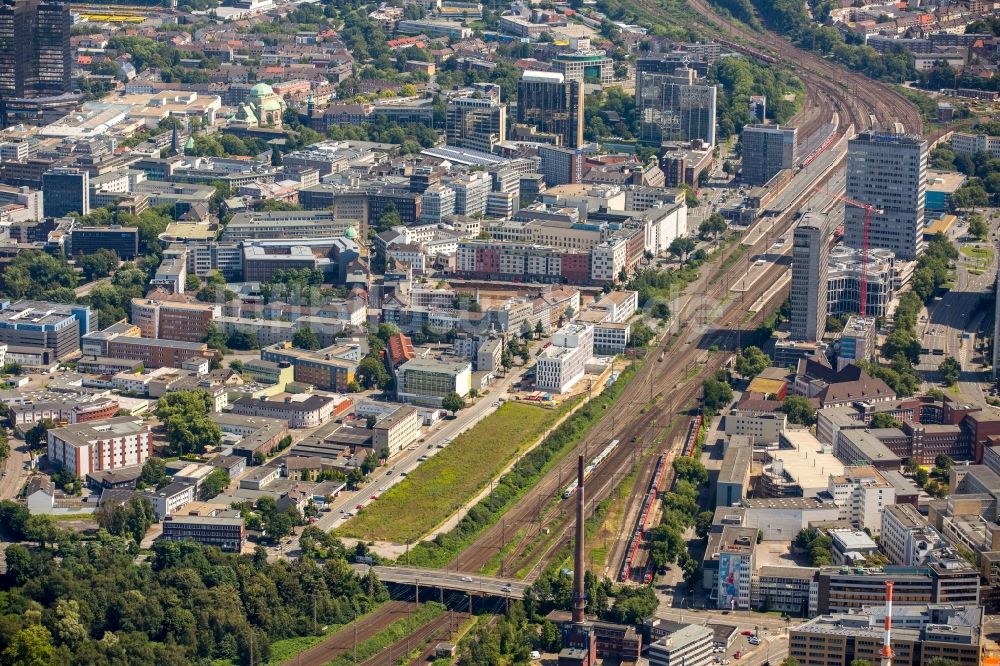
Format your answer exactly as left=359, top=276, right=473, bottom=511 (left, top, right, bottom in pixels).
left=243, top=82, right=285, bottom=128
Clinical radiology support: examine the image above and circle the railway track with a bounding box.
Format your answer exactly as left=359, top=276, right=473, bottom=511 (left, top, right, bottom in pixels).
left=507, top=264, right=791, bottom=584
left=285, top=601, right=418, bottom=666
left=446, top=145, right=844, bottom=579
left=357, top=612, right=469, bottom=666
left=684, top=0, right=921, bottom=135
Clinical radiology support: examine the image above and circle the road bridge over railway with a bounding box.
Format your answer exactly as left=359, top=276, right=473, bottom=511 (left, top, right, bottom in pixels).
left=353, top=564, right=529, bottom=600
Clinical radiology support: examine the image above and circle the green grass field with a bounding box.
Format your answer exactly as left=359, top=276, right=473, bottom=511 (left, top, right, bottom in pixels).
left=960, top=245, right=994, bottom=261
left=338, top=401, right=571, bottom=543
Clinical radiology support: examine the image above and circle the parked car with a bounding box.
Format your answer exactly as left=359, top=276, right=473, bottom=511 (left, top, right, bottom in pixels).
left=530, top=651, right=541, bottom=661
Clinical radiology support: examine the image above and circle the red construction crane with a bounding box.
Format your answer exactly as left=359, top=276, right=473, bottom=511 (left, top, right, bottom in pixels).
left=814, top=189, right=884, bottom=317
left=880, top=581, right=895, bottom=666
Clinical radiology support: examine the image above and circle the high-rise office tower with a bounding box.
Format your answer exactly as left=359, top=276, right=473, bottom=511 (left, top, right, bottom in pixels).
left=42, top=167, right=88, bottom=217
left=446, top=83, right=507, bottom=154
left=516, top=71, right=584, bottom=149
left=636, top=66, right=717, bottom=147
left=790, top=212, right=830, bottom=343
left=741, top=124, right=797, bottom=186
left=35, top=0, right=72, bottom=96
left=0, top=0, right=35, bottom=97
left=845, top=131, right=927, bottom=261
left=0, top=0, right=71, bottom=99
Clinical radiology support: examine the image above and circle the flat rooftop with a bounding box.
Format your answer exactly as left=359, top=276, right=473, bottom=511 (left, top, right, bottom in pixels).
left=49, top=416, right=147, bottom=448
left=772, top=431, right=844, bottom=489
left=163, top=222, right=215, bottom=240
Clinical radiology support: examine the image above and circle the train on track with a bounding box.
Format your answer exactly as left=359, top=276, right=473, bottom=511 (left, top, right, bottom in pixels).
left=715, top=38, right=778, bottom=64
left=619, top=452, right=669, bottom=582
left=681, top=414, right=703, bottom=458
left=563, top=439, right=619, bottom=498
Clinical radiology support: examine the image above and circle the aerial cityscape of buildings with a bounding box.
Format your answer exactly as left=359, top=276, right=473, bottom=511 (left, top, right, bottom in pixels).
left=0, top=0, right=998, bottom=663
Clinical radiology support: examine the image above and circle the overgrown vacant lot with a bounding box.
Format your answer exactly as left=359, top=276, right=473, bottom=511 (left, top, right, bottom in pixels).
left=338, top=401, right=567, bottom=543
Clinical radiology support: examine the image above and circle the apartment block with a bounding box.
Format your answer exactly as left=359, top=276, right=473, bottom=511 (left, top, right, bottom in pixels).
left=590, top=237, right=628, bottom=283
left=47, top=416, right=152, bottom=477
left=131, top=298, right=221, bottom=343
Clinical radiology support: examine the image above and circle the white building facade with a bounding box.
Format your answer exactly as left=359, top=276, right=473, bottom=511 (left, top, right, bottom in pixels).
left=535, top=323, right=594, bottom=393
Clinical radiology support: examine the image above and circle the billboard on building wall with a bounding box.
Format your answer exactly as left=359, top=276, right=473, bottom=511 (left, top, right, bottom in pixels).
left=718, top=552, right=740, bottom=610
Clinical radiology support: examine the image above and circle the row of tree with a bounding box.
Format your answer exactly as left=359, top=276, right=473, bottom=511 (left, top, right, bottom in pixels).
left=0, top=510, right=387, bottom=665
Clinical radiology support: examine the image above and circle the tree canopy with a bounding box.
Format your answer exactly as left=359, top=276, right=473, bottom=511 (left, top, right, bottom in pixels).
left=0, top=511, right=388, bottom=665
left=702, top=375, right=733, bottom=414
left=0, top=251, right=78, bottom=301
left=154, top=391, right=221, bottom=456
left=781, top=396, right=816, bottom=425
left=442, top=391, right=465, bottom=414
left=292, top=326, right=320, bottom=351
left=734, top=346, right=771, bottom=378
